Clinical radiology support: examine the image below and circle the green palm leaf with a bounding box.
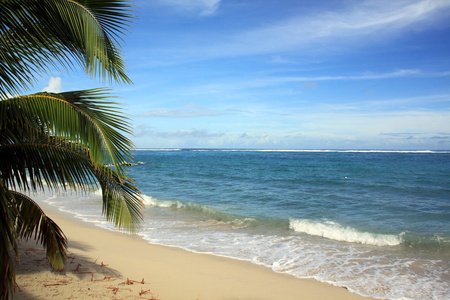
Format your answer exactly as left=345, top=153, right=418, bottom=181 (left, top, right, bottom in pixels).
left=0, top=88, right=135, bottom=178
left=0, top=141, right=143, bottom=229
left=12, top=191, right=67, bottom=269
left=0, top=119, right=143, bottom=298
left=0, top=185, right=67, bottom=296
left=0, top=141, right=97, bottom=192
left=0, top=1, right=141, bottom=298
left=96, top=166, right=143, bottom=232
left=0, top=0, right=133, bottom=98
left=0, top=90, right=144, bottom=229
left=0, top=182, right=19, bottom=299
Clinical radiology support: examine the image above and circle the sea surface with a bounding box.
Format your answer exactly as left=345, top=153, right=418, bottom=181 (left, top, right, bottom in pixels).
left=40, top=149, right=449, bottom=299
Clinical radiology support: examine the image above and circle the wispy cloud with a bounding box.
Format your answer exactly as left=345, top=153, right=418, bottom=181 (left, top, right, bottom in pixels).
left=133, top=109, right=450, bottom=149
left=379, top=132, right=423, bottom=137
left=302, top=82, right=318, bottom=90
left=139, top=103, right=225, bottom=118
left=153, top=0, right=221, bottom=16
left=358, top=93, right=450, bottom=111
left=430, top=135, right=450, bottom=140
left=167, top=0, right=450, bottom=59
left=173, top=69, right=440, bottom=96
left=238, top=0, right=449, bottom=52
left=149, top=129, right=226, bottom=139
left=269, top=55, right=293, bottom=64
left=133, top=126, right=227, bottom=147
left=281, top=69, right=424, bottom=82
left=307, top=110, right=450, bottom=136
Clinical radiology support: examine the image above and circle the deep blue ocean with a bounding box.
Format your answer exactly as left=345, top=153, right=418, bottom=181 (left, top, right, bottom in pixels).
left=41, top=149, right=450, bottom=299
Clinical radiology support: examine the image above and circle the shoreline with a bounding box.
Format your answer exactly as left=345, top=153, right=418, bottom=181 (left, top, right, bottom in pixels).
left=13, top=201, right=378, bottom=299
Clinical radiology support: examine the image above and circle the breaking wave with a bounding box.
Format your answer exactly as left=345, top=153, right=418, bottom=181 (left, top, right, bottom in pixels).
left=289, top=218, right=403, bottom=246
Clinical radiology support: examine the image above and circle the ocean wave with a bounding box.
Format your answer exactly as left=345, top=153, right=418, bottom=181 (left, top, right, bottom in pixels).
left=402, top=232, right=450, bottom=251
left=135, top=148, right=182, bottom=151
left=135, top=148, right=450, bottom=154
left=142, top=194, right=257, bottom=226
left=289, top=218, right=403, bottom=246
left=142, top=195, right=212, bottom=212
left=142, top=194, right=175, bottom=208
left=143, top=195, right=447, bottom=250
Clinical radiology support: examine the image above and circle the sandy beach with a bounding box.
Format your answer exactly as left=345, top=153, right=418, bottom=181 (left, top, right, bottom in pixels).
left=12, top=202, right=376, bottom=300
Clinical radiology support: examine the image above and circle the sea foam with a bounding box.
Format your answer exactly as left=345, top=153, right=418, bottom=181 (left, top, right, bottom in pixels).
left=289, top=218, right=403, bottom=246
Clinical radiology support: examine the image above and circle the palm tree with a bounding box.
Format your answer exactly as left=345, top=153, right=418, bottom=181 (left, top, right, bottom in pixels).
left=0, top=1, right=143, bottom=298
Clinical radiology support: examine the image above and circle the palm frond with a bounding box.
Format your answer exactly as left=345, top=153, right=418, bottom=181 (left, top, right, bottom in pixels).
left=0, top=181, right=19, bottom=299
left=0, top=141, right=98, bottom=192
left=96, top=167, right=143, bottom=232
left=0, top=241, right=15, bottom=300
left=12, top=191, right=67, bottom=270
left=1, top=1, right=140, bottom=299
left=0, top=140, right=143, bottom=231
left=51, top=0, right=133, bottom=83
left=0, top=88, right=135, bottom=177
left=0, top=0, right=133, bottom=98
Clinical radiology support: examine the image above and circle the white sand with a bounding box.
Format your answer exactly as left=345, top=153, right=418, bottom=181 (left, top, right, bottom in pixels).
left=13, top=202, right=377, bottom=300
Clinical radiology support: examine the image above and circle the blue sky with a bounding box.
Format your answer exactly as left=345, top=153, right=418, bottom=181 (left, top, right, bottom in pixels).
left=38, top=0, right=450, bottom=150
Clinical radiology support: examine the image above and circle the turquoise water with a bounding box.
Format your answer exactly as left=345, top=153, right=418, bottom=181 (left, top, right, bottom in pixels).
left=43, top=149, right=450, bottom=299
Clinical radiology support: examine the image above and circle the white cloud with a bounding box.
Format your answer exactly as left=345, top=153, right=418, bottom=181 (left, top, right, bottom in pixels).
left=132, top=0, right=450, bottom=68
left=269, top=55, right=292, bottom=64
left=133, top=127, right=228, bottom=148
left=42, top=77, right=62, bottom=93
left=290, top=110, right=450, bottom=138
left=287, top=69, right=422, bottom=81
left=139, top=103, right=224, bottom=118
left=252, top=0, right=448, bottom=47
left=173, top=69, right=432, bottom=97
left=136, top=127, right=225, bottom=139
left=155, top=0, right=221, bottom=16
left=188, top=0, right=450, bottom=58
left=133, top=108, right=450, bottom=149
